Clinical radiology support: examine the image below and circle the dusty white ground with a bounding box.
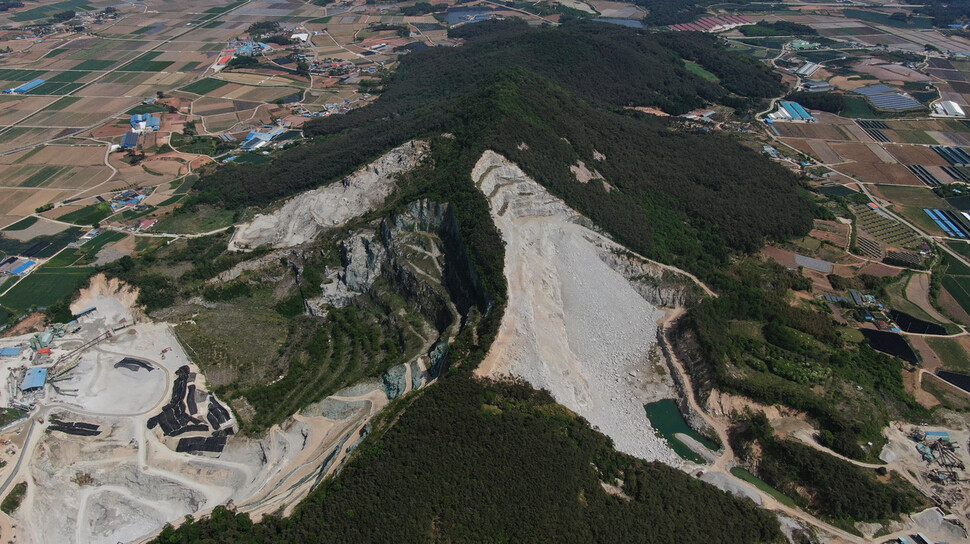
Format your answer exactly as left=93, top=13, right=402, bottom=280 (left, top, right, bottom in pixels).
left=0, top=275, right=427, bottom=543
left=228, top=140, right=428, bottom=250
left=472, top=150, right=680, bottom=465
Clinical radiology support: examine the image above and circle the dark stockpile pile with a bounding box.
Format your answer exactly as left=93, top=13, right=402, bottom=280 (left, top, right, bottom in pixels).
left=147, top=365, right=209, bottom=436
left=114, top=357, right=154, bottom=372
left=48, top=419, right=99, bottom=437
left=206, top=396, right=230, bottom=431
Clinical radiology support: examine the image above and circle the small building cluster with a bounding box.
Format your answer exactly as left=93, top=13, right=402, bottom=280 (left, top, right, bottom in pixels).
left=130, top=113, right=161, bottom=133
left=240, top=125, right=286, bottom=151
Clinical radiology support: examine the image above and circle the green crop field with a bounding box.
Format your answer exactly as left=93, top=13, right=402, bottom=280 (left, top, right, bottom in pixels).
left=79, top=231, right=127, bottom=253
left=202, top=20, right=225, bottom=28
left=0, top=227, right=81, bottom=258
left=926, top=337, right=970, bottom=373
left=21, top=166, right=68, bottom=188
left=10, top=0, right=94, bottom=22
left=118, top=52, right=171, bottom=72
left=179, top=61, right=202, bottom=72
left=730, top=467, right=796, bottom=507
left=46, top=71, right=89, bottom=83
left=0, top=69, right=46, bottom=82
left=44, top=248, right=80, bottom=267
left=57, top=202, right=114, bottom=226
left=27, top=82, right=84, bottom=95
left=120, top=206, right=156, bottom=220
left=0, top=267, right=93, bottom=313
left=942, top=275, right=970, bottom=315
left=181, top=78, right=229, bottom=95
left=72, top=59, right=115, bottom=71
left=150, top=206, right=234, bottom=234
left=118, top=60, right=174, bottom=72
left=45, top=48, right=68, bottom=58
left=44, top=96, right=82, bottom=111
left=684, top=60, right=718, bottom=81
left=2, top=217, right=37, bottom=231
left=127, top=103, right=168, bottom=115
left=948, top=241, right=970, bottom=260
left=842, top=9, right=933, bottom=28
left=841, top=96, right=878, bottom=119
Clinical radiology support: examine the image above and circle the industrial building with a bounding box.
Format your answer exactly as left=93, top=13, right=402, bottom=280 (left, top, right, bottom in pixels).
left=767, top=101, right=816, bottom=122
left=0, top=347, right=22, bottom=357
left=933, top=100, right=966, bottom=117
left=794, top=62, right=820, bottom=77
left=121, top=132, right=139, bottom=149
left=3, top=78, right=45, bottom=94
left=801, top=80, right=833, bottom=92
left=20, top=368, right=47, bottom=392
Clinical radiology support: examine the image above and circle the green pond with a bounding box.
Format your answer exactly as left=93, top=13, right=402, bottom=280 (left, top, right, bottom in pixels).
left=644, top=399, right=718, bottom=463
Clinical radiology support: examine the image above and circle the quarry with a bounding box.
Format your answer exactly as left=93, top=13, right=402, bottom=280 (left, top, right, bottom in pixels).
left=0, top=273, right=437, bottom=543
left=472, top=150, right=708, bottom=465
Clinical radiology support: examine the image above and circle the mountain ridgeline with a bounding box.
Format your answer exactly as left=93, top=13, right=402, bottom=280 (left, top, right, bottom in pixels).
left=194, top=20, right=808, bottom=279
left=150, top=20, right=816, bottom=543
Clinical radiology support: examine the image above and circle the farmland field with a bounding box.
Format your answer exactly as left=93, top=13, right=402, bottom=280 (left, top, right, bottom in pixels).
left=1, top=217, right=37, bottom=231
left=73, top=60, right=116, bottom=71
left=942, top=275, right=970, bottom=316
left=56, top=202, right=114, bottom=225
left=0, top=266, right=93, bottom=313
left=181, top=78, right=230, bottom=95
left=926, top=337, right=970, bottom=373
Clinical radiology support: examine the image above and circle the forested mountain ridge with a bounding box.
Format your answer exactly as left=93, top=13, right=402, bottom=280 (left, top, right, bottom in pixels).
left=154, top=376, right=784, bottom=544
left=194, top=20, right=806, bottom=279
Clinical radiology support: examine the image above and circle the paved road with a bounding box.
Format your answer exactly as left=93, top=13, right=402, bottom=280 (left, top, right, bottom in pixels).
left=0, top=420, right=34, bottom=496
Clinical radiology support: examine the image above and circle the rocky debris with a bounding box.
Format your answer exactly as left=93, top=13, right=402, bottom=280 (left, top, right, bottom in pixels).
left=472, top=150, right=680, bottom=465
left=212, top=249, right=289, bottom=283
left=381, top=364, right=408, bottom=401
left=569, top=160, right=601, bottom=184
left=700, top=472, right=762, bottom=506
left=301, top=397, right=369, bottom=420
left=228, top=140, right=428, bottom=251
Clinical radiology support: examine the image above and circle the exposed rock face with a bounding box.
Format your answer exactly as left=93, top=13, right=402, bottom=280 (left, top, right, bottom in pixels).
left=228, top=140, right=428, bottom=251
left=306, top=200, right=471, bottom=338
left=381, top=364, right=408, bottom=401
left=342, top=231, right=385, bottom=293
left=666, top=317, right=717, bottom=406
left=596, top=245, right=704, bottom=309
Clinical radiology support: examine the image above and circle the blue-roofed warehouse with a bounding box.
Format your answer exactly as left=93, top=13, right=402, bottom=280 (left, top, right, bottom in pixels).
left=779, top=101, right=816, bottom=121
left=3, top=78, right=45, bottom=94
left=20, top=368, right=47, bottom=392
left=0, top=347, right=22, bottom=357
left=121, top=132, right=139, bottom=149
